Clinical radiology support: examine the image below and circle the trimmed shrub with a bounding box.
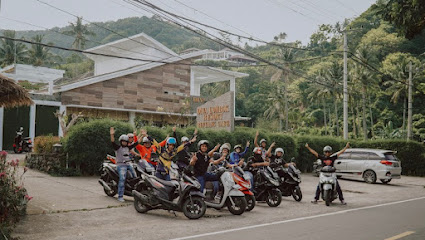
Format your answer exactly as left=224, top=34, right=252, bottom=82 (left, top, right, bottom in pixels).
left=268, top=133, right=297, bottom=160
left=63, top=119, right=132, bottom=175
left=34, top=136, right=61, bottom=154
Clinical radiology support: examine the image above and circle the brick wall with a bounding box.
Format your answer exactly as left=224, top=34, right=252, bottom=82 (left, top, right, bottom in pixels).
left=61, top=59, right=192, bottom=114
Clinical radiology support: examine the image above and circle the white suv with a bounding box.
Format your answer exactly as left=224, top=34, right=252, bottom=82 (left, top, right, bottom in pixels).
left=333, top=148, right=402, bottom=184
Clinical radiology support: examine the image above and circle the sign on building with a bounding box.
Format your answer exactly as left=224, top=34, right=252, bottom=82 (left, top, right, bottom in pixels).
left=196, top=91, right=234, bottom=132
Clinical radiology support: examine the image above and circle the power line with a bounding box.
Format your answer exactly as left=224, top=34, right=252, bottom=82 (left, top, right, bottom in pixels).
left=332, top=0, right=360, bottom=16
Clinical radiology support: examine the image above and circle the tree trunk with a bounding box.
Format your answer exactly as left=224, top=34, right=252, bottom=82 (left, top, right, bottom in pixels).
left=351, top=102, right=357, bottom=138
left=284, top=70, right=289, bottom=131
left=362, top=85, right=368, bottom=140
left=356, top=106, right=361, bottom=139
left=402, top=98, right=407, bottom=130
left=334, top=100, right=339, bottom=137
left=368, top=95, right=374, bottom=138
left=323, top=100, right=327, bottom=135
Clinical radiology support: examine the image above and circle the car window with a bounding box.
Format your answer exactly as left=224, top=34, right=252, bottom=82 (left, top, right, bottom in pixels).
left=351, top=152, right=369, bottom=160
left=368, top=153, right=382, bottom=160
left=338, top=152, right=350, bottom=159
left=384, top=153, right=398, bottom=161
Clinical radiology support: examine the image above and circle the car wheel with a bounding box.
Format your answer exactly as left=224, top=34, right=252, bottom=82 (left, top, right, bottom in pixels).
left=363, top=170, right=377, bottom=184
left=380, top=179, right=391, bottom=184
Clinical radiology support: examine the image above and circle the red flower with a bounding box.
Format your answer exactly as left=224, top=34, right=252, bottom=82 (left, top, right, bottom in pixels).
left=0, top=172, right=5, bottom=178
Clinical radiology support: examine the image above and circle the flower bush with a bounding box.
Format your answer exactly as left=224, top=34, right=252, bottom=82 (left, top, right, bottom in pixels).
left=0, top=151, right=31, bottom=239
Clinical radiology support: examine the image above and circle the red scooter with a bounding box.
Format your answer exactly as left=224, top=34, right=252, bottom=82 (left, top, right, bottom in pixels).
left=231, top=166, right=255, bottom=211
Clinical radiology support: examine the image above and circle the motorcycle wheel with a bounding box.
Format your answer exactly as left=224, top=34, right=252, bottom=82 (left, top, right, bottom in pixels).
left=134, top=196, right=150, bottom=214
left=245, top=195, right=256, bottom=212
left=323, top=190, right=331, bottom=206
left=226, top=196, right=247, bottom=215
left=13, top=147, right=19, bottom=154
left=292, top=186, right=302, bottom=202
left=103, top=187, right=117, bottom=197
left=266, top=189, right=282, bottom=207
left=182, top=196, right=206, bottom=219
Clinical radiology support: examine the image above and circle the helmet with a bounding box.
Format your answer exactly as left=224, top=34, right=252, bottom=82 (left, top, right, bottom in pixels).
left=142, top=137, right=150, bottom=143
left=167, top=137, right=177, bottom=146
left=220, top=143, right=231, bottom=153
left=19, top=127, right=24, bottom=131
left=198, top=140, right=209, bottom=149
left=275, top=148, right=284, bottom=155
left=260, top=139, right=267, bottom=144
left=234, top=144, right=242, bottom=150
left=181, top=136, right=189, bottom=142
left=323, top=146, right=332, bottom=152
left=253, top=147, right=262, bottom=155
left=127, top=133, right=134, bottom=138
left=118, top=134, right=129, bottom=142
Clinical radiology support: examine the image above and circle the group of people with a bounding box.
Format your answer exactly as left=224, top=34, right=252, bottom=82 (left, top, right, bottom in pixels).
left=110, top=127, right=349, bottom=205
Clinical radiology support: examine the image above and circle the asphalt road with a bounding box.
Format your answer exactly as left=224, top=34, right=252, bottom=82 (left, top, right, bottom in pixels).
left=172, top=197, right=425, bottom=240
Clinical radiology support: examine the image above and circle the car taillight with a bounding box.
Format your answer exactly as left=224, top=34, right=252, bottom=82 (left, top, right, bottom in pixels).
left=380, top=160, right=393, bottom=166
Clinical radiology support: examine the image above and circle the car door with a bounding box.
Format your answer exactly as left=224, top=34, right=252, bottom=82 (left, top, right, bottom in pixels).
left=334, top=152, right=350, bottom=176
left=345, top=151, right=369, bottom=178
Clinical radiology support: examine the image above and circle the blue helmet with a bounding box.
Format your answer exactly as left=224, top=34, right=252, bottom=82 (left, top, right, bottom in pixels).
left=167, top=137, right=177, bottom=146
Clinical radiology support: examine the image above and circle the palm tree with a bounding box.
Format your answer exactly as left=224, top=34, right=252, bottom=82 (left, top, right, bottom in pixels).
left=28, top=35, right=57, bottom=66
left=276, top=47, right=295, bottom=131
left=0, top=30, right=28, bottom=67
left=63, top=17, right=95, bottom=49
left=264, top=82, right=286, bottom=131
left=325, top=60, right=343, bottom=136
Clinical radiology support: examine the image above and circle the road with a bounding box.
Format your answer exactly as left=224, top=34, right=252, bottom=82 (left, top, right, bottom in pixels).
left=172, top=197, right=425, bottom=240
left=8, top=153, right=425, bottom=240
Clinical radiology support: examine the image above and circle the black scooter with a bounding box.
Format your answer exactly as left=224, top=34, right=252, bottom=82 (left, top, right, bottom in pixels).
left=98, top=155, right=141, bottom=197
left=132, top=162, right=207, bottom=219
left=13, top=127, right=32, bottom=153
left=272, top=159, right=302, bottom=202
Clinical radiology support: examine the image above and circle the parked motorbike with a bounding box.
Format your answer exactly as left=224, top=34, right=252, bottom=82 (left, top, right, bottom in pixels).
left=231, top=166, right=255, bottom=211
left=271, top=158, right=302, bottom=202
left=248, top=162, right=282, bottom=207
left=319, top=166, right=338, bottom=206
left=132, top=162, right=206, bottom=219
left=204, top=166, right=247, bottom=215
left=313, top=159, right=322, bottom=177
left=13, top=127, right=32, bottom=153
left=98, top=155, right=140, bottom=197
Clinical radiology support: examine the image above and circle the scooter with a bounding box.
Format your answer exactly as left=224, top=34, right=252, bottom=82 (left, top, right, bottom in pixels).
left=250, top=164, right=282, bottom=207
left=204, top=166, right=247, bottom=215
left=319, top=166, right=338, bottom=206
left=132, top=162, right=206, bottom=219
left=98, top=155, right=140, bottom=197
left=313, top=159, right=322, bottom=177
left=13, top=127, right=32, bottom=153
left=231, top=166, right=255, bottom=211
left=271, top=158, right=302, bottom=202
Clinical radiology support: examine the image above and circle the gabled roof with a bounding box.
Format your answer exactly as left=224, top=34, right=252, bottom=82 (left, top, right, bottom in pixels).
left=54, top=49, right=212, bottom=93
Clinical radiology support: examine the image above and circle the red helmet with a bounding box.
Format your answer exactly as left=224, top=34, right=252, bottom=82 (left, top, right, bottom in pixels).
left=253, top=147, right=262, bottom=155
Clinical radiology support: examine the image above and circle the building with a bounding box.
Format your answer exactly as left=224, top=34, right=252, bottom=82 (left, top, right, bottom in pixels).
left=201, top=48, right=258, bottom=65
left=0, top=33, right=248, bottom=150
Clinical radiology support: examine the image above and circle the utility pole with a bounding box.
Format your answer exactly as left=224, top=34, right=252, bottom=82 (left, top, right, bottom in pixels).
left=343, top=31, right=348, bottom=140
left=407, top=61, right=413, bottom=140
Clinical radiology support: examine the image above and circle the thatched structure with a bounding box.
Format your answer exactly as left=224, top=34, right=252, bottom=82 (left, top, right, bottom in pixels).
left=0, top=74, right=33, bottom=108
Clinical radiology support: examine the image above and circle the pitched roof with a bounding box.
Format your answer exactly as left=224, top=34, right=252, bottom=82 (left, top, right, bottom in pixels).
left=0, top=74, right=33, bottom=108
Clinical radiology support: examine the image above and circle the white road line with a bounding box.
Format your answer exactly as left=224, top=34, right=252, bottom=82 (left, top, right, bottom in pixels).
left=385, top=231, right=416, bottom=240
left=170, top=196, right=425, bottom=240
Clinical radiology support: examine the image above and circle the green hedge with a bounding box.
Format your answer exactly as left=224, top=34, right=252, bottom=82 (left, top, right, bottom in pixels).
left=63, top=119, right=133, bottom=175
left=63, top=122, right=425, bottom=177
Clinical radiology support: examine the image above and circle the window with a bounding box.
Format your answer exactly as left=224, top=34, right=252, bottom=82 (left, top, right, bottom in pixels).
left=350, top=152, right=369, bottom=160
left=369, top=153, right=382, bottom=160
left=338, top=152, right=351, bottom=159
left=384, top=153, right=398, bottom=161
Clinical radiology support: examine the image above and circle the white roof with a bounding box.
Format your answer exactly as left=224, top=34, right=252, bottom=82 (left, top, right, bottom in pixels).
left=0, top=64, right=64, bottom=83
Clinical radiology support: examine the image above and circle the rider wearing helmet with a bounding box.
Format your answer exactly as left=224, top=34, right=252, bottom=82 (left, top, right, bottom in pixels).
left=305, top=142, right=350, bottom=205
left=140, top=129, right=196, bottom=181
left=133, top=130, right=166, bottom=167
left=110, top=127, right=138, bottom=202
left=254, top=131, right=275, bottom=160
left=228, top=141, right=250, bottom=167
left=173, top=127, right=198, bottom=170
left=190, top=141, right=221, bottom=193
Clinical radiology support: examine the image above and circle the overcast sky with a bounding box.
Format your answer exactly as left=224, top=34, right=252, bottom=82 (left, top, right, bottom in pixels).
left=0, top=0, right=376, bottom=45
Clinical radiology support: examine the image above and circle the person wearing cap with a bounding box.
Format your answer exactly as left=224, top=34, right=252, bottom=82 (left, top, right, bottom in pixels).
left=305, top=142, right=350, bottom=205
left=110, top=127, right=138, bottom=202
left=229, top=141, right=250, bottom=167
left=140, top=129, right=196, bottom=181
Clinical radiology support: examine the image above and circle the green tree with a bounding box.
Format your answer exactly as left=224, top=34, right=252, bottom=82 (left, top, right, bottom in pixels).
left=28, top=35, right=59, bottom=66
left=63, top=17, right=95, bottom=49
left=0, top=30, right=28, bottom=67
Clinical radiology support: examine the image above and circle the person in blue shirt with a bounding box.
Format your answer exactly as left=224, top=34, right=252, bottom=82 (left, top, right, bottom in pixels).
left=228, top=141, right=250, bottom=167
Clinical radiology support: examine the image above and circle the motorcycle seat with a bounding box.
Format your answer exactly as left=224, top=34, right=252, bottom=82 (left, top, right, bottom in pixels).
left=148, top=176, right=179, bottom=188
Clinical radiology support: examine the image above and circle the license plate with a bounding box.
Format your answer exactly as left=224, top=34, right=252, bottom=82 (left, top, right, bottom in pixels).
left=393, top=162, right=399, bottom=167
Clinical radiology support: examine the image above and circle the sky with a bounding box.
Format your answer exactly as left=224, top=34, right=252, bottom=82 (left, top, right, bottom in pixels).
left=0, top=0, right=376, bottom=45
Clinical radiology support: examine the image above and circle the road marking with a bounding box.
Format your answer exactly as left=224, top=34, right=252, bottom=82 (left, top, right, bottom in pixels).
left=385, top=231, right=415, bottom=240
left=170, top=196, right=425, bottom=240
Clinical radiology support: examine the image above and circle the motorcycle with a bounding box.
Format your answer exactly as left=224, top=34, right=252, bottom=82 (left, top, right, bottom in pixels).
left=204, top=166, right=247, bottom=215
left=231, top=166, right=255, bottom=211
left=313, top=159, right=322, bottom=177
left=98, top=155, right=140, bottom=197
left=271, top=158, right=302, bottom=202
left=319, top=166, right=338, bottom=206
left=248, top=162, right=282, bottom=207
left=13, top=128, right=32, bottom=153
left=135, top=152, right=158, bottom=176
left=132, top=162, right=207, bottom=219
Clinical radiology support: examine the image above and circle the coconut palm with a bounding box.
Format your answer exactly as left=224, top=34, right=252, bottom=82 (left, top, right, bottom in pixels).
left=62, top=17, right=95, bottom=49
left=264, top=82, right=286, bottom=131
left=28, top=35, right=58, bottom=66
left=0, top=30, right=28, bottom=67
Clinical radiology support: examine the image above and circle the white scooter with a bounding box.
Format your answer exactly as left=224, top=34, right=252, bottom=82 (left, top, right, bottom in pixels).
left=204, top=167, right=247, bottom=215
left=319, top=166, right=338, bottom=206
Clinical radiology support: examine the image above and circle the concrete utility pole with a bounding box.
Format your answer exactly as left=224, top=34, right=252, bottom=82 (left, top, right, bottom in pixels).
left=343, top=31, right=348, bottom=140
left=407, top=61, right=413, bottom=140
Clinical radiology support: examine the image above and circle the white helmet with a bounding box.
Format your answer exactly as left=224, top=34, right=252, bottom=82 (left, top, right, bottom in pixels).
left=198, top=140, right=209, bottom=149
left=118, top=134, right=129, bottom=142
left=323, top=146, right=332, bottom=152
left=234, top=144, right=242, bottom=150
left=260, top=139, right=267, bottom=144
left=220, top=143, right=231, bottom=153
left=181, top=136, right=189, bottom=142
left=275, top=148, right=284, bottom=155
left=142, top=137, right=150, bottom=143
left=127, top=133, right=134, bottom=138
